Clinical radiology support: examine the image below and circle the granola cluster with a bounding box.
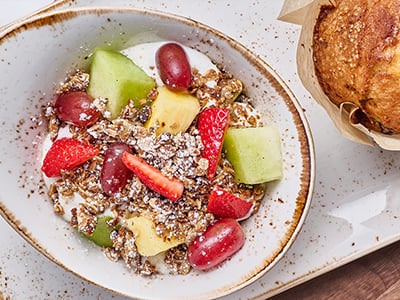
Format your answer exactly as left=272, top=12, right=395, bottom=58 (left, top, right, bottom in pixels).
left=44, top=61, right=265, bottom=276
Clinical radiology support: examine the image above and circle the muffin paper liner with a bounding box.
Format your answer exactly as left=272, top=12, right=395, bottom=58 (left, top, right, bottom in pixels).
left=279, top=0, right=400, bottom=150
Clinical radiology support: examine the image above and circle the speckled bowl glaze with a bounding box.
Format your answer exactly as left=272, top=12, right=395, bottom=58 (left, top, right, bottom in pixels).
left=0, top=7, right=315, bottom=300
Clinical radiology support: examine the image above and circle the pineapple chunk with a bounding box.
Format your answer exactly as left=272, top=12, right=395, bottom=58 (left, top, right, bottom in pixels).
left=125, top=215, right=184, bottom=256
left=145, top=86, right=200, bottom=135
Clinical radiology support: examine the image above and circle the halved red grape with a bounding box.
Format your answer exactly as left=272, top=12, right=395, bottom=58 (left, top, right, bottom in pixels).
left=155, top=42, right=192, bottom=92
left=187, top=218, right=245, bottom=271
left=100, top=143, right=133, bottom=196
left=54, top=91, right=100, bottom=127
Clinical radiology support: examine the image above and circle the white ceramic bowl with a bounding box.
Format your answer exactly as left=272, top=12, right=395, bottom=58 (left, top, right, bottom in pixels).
left=0, top=7, right=315, bottom=300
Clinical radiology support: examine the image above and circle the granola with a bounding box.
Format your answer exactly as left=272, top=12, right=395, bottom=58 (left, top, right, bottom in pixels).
left=42, top=43, right=267, bottom=276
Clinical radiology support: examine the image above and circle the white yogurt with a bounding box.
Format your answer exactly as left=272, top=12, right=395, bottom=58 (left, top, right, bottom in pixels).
left=122, top=41, right=218, bottom=87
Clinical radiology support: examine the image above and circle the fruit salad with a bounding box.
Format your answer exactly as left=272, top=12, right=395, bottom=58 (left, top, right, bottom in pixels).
left=41, top=41, right=283, bottom=276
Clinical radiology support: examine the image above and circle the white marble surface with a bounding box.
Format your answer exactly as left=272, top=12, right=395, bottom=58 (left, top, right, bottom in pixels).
left=1, top=1, right=400, bottom=299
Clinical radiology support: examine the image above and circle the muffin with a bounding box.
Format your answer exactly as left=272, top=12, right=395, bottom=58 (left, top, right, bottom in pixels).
left=313, top=0, right=400, bottom=134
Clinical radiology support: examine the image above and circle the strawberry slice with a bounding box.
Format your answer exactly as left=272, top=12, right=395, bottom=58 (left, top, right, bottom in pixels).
left=42, top=137, right=99, bottom=177
left=121, top=151, right=184, bottom=202
left=197, top=107, right=230, bottom=179
left=207, top=187, right=253, bottom=219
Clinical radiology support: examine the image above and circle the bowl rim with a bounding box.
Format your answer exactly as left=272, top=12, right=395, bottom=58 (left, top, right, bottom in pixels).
left=0, top=6, right=316, bottom=300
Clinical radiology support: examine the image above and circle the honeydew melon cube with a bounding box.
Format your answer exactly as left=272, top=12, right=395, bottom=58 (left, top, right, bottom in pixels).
left=83, top=216, right=118, bottom=248
left=223, top=126, right=283, bottom=184
left=87, top=48, right=155, bottom=119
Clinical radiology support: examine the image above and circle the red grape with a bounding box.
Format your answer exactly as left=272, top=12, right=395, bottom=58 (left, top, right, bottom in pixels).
left=155, top=42, right=192, bottom=92
left=187, top=218, right=245, bottom=271
left=100, top=143, right=133, bottom=196
left=54, top=91, right=100, bottom=127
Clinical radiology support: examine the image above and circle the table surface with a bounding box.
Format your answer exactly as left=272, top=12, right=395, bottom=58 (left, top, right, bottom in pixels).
left=271, top=240, right=400, bottom=300
left=1, top=1, right=399, bottom=299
